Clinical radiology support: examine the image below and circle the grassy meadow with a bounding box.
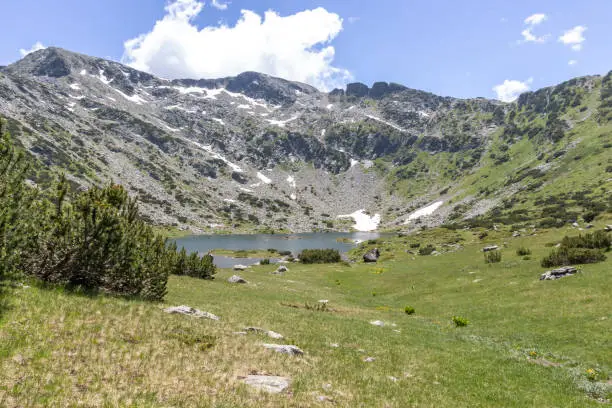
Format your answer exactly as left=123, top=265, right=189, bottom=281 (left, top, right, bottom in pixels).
left=1, top=223, right=611, bottom=407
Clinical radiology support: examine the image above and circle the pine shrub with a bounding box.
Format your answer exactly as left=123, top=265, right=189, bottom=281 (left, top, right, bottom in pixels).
left=299, top=249, right=341, bottom=264
left=484, top=250, right=502, bottom=263
left=516, top=247, right=532, bottom=256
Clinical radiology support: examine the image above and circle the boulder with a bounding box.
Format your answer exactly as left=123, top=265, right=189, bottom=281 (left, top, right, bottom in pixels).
left=363, top=248, right=380, bottom=263
left=605, top=225, right=612, bottom=232
left=163, top=305, right=220, bottom=320
left=233, top=264, right=248, bottom=271
left=243, top=375, right=291, bottom=393
left=482, top=245, right=499, bottom=252
left=276, top=265, right=288, bottom=273
left=512, top=231, right=521, bottom=237
left=262, top=344, right=304, bottom=355
left=540, top=266, right=579, bottom=280
left=244, top=327, right=284, bottom=339
left=228, top=275, right=248, bottom=284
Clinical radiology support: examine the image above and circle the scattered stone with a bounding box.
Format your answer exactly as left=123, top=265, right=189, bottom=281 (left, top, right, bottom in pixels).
left=540, top=266, right=579, bottom=281
left=262, top=344, right=304, bottom=355
left=163, top=305, right=220, bottom=320
left=586, top=224, right=594, bottom=229
left=276, top=265, right=288, bottom=273
left=322, top=383, right=332, bottom=391
left=370, top=320, right=385, bottom=327
left=605, top=225, right=612, bottom=232
left=317, top=395, right=334, bottom=402
left=473, top=278, right=483, bottom=283
left=363, top=248, right=380, bottom=263
left=233, top=264, right=248, bottom=271
left=512, top=231, right=520, bottom=237
left=233, top=331, right=247, bottom=335
left=318, top=299, right=329, bottom=304
left=228, top=275, right=248, bottom=284
left=245, top=327, right=284, bottom=339
left=330, top=343, right=339, bottom=348
left=572, top=222, right=580, bottom=228
left=388, top=376, right=399, bottom=382
left=363, top=357, right=376, bottom=362
left=482, top=245, right=499, bottom=252
left=243, top=375, right=291, bottom=393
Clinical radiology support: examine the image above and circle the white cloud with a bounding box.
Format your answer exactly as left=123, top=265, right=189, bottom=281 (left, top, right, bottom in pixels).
left=559, top=25, right=586, bottom=51
left=519, top=13, right=549, bottom=44
left=568, top=59, right=578, bottom=66
left=493, top=78, right=533, bottom=102
left=19, top=41, right=46, bottom=57
left=521, top=28, right=549, bottom=43
left=210, top=0, right=229, bottom=10
left=122, top=0, right=352, bottom=90
left=524, top=13, right=547, bottom=26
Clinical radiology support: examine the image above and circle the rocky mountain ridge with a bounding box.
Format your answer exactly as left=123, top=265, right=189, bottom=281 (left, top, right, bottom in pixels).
left=1, top=47, right=610, bottom=233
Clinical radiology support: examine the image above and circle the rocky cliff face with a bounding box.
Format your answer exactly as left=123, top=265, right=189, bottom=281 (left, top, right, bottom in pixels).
left=1, top=48, right=609, bottom=233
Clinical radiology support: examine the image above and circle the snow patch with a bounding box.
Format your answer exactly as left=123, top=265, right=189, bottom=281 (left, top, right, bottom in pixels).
left=348, top=106, right=356, bottom=110
left=68, top=94, right=84, bottom=100
left=240, top=187, right=254, bottom=193
left=405, top=201, right=444, bottom=223
left=286, top=175, right=296, bottom=188
left=237, top=104, right=250, bottom=109
left=182, top=138, right=243, bottom=173
left=321, top=129, right=326, bottom=137
left=290, top=193, right=297, bottom=200
left=79, top=69, right=87, bottom=76
left=350, top=159, right=359, bottom=168
left=266, top=116, right=299, bottom=128
left=326, top=104, right=334, bottom=110
left=69, top=83, right=81, bottom=90
left=223, top=199, right=236, bottom=203
left=212, top=118, right=225, bottom=125
left=98, top=69, right=112, bottom=85
left=113, top=89, right=146, bottom=104
left=365, top=114, right=404, bottom=132
left=337, top=210, right=381, bottom=232
left=257, top=172, right=272, bottom=184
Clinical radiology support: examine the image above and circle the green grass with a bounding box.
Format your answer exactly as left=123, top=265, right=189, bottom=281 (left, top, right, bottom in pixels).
left=0, top=226, right=610, bottom=407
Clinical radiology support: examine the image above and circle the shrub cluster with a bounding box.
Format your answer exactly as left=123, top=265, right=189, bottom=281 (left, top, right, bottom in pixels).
left=541, top=231, right=609, bottom=267
left=418, top=244, right=436, bottom=256
left=484, top=250, right=502, bottom=264
left=0, top=124, right=215, bottom=301
left=298, top=249, right=341, bottom=264
left=516, top=247, right=532, bottom=256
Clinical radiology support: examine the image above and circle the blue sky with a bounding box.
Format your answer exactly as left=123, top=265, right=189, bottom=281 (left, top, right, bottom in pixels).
left=2, top=0, right=611, bottom=100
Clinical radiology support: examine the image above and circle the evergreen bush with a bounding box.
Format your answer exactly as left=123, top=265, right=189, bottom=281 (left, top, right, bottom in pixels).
left=298, top=249, right=341, bottom=264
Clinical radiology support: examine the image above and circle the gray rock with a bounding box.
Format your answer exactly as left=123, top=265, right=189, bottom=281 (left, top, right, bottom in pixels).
left=370, top=320, right=385, bottom=327
left=482, top=245, right=499, bottom=252
left=233, top=264, right=248, bottom=271
left=363, top=357, right=376, bottom=362
left=244, top=327, right=284, bottom=339
left=243, top=375, right=291, bottom=393
left=605, top=225, right=612, bottom=232
left=276, top=265, right=288, bottom=273
left=228, top=275, right=248, bottom=284
left=163, top=305, right=220, bottom=320
left=512, top=231, right=521, bottom=237
left=540, top=266, right=579, bottom=280
left=572, top=222, right=580, bottom=228
left=262, top=344, right=304, bottom=355
left=363, top=248, right=380, bottom=263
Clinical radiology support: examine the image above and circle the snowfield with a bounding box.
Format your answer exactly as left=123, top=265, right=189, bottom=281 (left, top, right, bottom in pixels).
left=405, top=201, right=444, bottom=223
left=338, top=210, right=381, bottom=232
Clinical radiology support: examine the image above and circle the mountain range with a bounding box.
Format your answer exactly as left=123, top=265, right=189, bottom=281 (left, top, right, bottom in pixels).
left=0, top=47, right=610, bottom=233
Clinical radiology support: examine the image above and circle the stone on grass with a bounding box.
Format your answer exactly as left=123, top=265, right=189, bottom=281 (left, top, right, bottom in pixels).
left=482, top=245, right=499, bottom=252
left=228, top=275, right=248, bottom=284
left=512, top=231, right=520, bottom=237
left=540, top=266, right=579, bottom=280
left=605, top=225, right=612, bottom=232
left=163, top=305, right=220, bottom=320
left=243, top=375, right=290, bottom=393
left=363, top=248, right=380, bottom=263
left=363, top=357, right=376, bottom=362
left=233, top=264, right=248, bottom=271
left=370, top=320, right=385, bottom=327
left=244, top=327, right=284, bottom=339
left=262, top=344, right=304, bottom=355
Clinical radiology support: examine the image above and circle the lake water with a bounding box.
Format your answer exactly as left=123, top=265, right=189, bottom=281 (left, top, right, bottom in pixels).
left=173, top=231, right=382, bottom=268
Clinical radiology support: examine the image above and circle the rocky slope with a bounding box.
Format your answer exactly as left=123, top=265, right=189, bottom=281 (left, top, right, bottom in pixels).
left=0, top=47, right=610, bottom=232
